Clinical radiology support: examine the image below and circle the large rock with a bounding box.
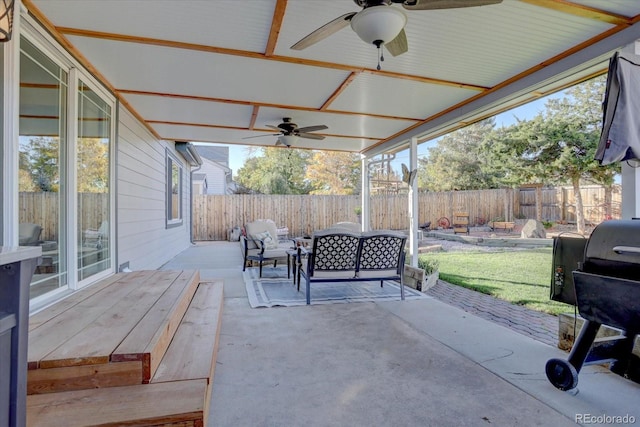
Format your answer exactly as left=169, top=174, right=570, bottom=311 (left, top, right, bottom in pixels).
left=521, top=219, right=546, bottom=238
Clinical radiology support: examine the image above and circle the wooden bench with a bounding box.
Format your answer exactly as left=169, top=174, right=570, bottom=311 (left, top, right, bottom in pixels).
left=452, top=212, right=469, bottom=235
left=26, top=270, right=223, bottom=427
left=489, top=221, right=515, bottom=232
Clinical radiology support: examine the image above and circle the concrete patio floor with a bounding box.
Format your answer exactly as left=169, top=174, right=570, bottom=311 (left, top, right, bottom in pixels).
left=161, top=241, right=640, bottom=426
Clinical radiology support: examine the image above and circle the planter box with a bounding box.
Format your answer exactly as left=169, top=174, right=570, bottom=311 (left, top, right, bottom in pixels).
left=403, top=265, right=439, bottom=292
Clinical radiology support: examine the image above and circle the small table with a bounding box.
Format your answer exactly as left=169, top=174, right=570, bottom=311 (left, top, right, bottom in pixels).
left=286, top=248, right=298, bottom=284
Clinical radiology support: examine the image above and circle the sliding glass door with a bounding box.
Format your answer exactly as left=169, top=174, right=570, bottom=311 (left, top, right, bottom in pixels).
left=19, top=37, right=68, bottom=299
left=77, top=80, right=112, bottom=281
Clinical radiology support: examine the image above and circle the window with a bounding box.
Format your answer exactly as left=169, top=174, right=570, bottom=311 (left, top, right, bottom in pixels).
left=166, top=151, right=183, bottom=227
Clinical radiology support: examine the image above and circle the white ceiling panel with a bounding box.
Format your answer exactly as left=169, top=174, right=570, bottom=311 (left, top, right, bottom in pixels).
left=329, top=73, right=477, bottom=119
left=122, top=94, right=254, bottom=128
left=33, top=0, right=277, bottom=53
left=66, top=35, right=350, bottom=108
left=277, top=0, right=613, bottom=86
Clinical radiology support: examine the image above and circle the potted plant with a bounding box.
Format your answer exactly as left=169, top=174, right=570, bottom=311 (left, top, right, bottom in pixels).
left=403, top=258, right=439, bottom=292
left=354, top=206, right=362, bottom=223
left=419, top=257, right=440, bottom=291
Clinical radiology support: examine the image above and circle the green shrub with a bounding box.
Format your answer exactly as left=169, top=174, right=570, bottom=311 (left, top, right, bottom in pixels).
left=417, top=257, right=439, bottom=275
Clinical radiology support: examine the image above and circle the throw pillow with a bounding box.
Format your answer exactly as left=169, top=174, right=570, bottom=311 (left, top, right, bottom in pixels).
left=252, top=230, right=278, bottom=250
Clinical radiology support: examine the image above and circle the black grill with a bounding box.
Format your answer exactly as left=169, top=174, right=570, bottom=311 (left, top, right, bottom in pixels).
left=546, top=220, right=640, bottom=391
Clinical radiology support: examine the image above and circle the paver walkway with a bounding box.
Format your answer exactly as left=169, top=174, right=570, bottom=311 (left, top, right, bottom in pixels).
left=425, top=280, right=559, bottom=347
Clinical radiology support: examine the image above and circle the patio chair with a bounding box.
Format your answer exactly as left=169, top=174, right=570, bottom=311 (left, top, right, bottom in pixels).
left=241, top=219, right=291, bottom=277
left=19, top=223, right=43, bottom=246
left=83, top=221, right=109, bottom=250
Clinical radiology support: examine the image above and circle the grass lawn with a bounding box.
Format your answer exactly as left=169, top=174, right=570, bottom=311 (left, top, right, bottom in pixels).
left=419, top=247, right=572, bottom=316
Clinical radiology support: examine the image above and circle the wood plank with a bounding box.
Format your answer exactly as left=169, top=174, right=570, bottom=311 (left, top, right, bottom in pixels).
left=112, top=270, right=201, bottom=381
left=29, top=274, right=122, bottom=332
left=27, top=361, right=142, bottom=395
left=28, top=270, right=155, bottom=369
left=39, top=271, right=182, bottom=369
left=152, top=281, right=223, bottom=427
left=26, top=379, right=207, bottom=427
left=152, top=281, right=223, bottom=384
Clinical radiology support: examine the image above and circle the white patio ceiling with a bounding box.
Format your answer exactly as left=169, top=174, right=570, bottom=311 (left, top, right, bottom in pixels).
left=25, top=0, right=640, bottom=156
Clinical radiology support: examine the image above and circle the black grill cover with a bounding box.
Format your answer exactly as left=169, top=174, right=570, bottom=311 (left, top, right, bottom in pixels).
left=596, top=52, right=640, bottom=165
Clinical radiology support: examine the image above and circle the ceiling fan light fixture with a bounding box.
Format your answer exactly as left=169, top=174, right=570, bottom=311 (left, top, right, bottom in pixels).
left=350, top=6, right=406, bottom=46
left=279, top=135, right=299, bottom=147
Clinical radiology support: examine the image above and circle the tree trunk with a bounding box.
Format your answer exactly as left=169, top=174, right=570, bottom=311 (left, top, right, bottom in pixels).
left=572, top=176, right=585, bottom=234
left=604, top=184, right=613, bottom=220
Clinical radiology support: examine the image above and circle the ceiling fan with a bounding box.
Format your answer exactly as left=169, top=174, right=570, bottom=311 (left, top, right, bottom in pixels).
left=243, top=118, right=328, bottom=147
left=291, top=0, right=502, bottom=69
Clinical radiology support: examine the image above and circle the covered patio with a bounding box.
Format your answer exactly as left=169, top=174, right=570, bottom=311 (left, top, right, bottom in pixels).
left=164, top=241, right=639, bottom=426
left=3, top=1, right=640, bottom=425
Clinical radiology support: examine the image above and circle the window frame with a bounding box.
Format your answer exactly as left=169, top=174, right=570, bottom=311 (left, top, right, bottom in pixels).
left=166, top=149, right=183, bottom=228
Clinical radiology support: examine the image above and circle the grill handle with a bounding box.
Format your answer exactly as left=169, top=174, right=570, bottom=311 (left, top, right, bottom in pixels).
left=612, top=245, right=640, bottom=255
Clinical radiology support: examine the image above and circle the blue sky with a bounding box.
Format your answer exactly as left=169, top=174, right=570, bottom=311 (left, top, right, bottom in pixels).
left=223, top=95, right=556, bottom=174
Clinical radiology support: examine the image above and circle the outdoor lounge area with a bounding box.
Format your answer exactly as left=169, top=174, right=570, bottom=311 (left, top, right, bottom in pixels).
left=5, top=1, right=640, bottom=426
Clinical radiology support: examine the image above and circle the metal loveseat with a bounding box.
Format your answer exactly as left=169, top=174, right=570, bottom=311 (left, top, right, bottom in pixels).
left=297, top=229, right=407, bottom=305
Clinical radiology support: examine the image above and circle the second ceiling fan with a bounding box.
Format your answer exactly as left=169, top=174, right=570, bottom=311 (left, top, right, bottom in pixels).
left=245, top=118, right=328, bottom=147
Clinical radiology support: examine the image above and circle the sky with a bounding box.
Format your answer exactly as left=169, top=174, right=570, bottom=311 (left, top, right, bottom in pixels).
left=221, top=95, right=557, bottom=174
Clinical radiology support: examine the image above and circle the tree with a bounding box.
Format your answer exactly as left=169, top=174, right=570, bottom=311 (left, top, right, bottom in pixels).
left=20, top=137, right=60, bottom=192
left=418, top=119, right=500, bottom=191
left=77, top=138, right=110, bottom=193
left=306, top=151, right=361, bottom=195
left=489, top=76, right=618, bottom=233
left=235, top=147, right=312, bottom=194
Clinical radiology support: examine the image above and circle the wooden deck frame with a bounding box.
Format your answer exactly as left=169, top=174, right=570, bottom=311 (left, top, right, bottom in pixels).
left=26, top=270, right=223, bottom=427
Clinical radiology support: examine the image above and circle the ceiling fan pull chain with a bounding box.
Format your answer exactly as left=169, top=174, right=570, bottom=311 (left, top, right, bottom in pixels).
left=376, top=44, right=383, bottom=70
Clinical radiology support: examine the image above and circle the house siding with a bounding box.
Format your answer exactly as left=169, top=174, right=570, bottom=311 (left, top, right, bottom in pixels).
left=116, top=106, right=191, bottom=271
left=199, top=159, right=228, bottom=195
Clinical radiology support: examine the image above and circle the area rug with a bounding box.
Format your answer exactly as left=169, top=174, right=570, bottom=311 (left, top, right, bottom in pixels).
left=244, top=266, right=427, bottom=308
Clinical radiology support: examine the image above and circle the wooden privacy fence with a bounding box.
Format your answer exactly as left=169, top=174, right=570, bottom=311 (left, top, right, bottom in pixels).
left=192, top=185, right=621, bottom=241
left=19, top=192, right=108, bottom=241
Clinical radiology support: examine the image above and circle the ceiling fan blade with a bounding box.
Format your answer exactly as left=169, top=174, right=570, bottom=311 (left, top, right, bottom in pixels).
left=386, top=29, right=408, bottom=57
left=265, top=124, right=281, bottom=131
left=403, top=0, right=502, bottom=10
left=298, top=132, right=326, bottom=140
left=296, top=124, right=328, bottom=133
left=291, top=12, right=356, bottom=50
left=242, top=133, right=279, bottom=140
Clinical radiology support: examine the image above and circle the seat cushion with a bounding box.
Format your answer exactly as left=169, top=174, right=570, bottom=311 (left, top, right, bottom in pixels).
left=357, top=269, right=400, bottom=279
left=245, top=220, right=279, bottom=250
left=251, top=230, right=278, bottom=249
left=300, top=258, right=356, bottom=280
